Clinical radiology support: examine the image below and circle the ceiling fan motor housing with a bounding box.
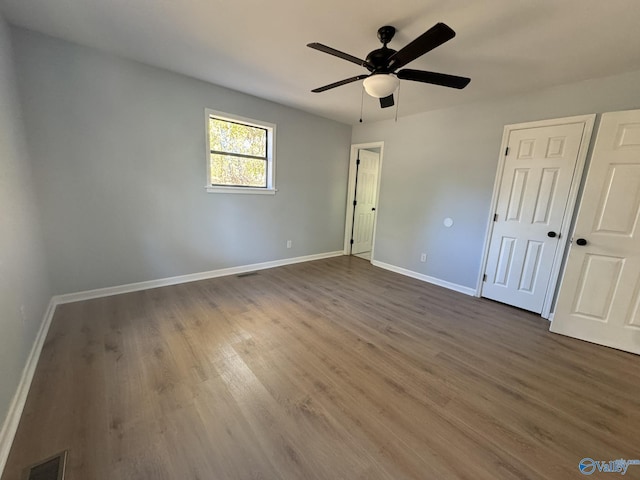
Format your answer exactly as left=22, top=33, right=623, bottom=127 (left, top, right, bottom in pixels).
left=365, top=47, right=397, bottom=73
left=366, top=26, right=398, bottom=73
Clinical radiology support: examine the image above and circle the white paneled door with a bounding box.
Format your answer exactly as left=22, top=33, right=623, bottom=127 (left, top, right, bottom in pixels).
left=351, top=149, right=379, bottom=255
left=551, top=110, right=640, bottom=354
left=482, top=120, right=589, bottom=313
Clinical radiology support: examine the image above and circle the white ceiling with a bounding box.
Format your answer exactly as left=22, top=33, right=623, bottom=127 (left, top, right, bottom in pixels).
left=2, top=0, right=640, bottom=124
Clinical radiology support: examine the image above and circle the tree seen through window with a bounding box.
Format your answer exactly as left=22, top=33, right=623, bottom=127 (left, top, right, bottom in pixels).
left=209, top=117, right=268, bottom=187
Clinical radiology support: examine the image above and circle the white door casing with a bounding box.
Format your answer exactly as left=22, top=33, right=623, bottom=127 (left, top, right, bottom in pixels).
left=351, top=150, right=379, bottom=255
left=551, top=109, right=640, bottom=355
left=481, top=116, right=595, bottom=315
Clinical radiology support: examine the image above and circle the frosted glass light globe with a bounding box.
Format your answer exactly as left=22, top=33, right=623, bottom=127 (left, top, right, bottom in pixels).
left=363, top=74, right=399, bottom=98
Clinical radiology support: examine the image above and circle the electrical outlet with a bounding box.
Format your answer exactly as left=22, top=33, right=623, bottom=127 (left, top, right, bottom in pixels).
left=20, top=305, right=26, bottom=322
left=420, top=253, right=427, bottom=262
left=286, top=240, right=292, bottom=249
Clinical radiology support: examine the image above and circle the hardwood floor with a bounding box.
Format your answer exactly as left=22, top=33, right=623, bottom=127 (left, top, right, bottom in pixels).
left=3, top=256, right=640, bottom=479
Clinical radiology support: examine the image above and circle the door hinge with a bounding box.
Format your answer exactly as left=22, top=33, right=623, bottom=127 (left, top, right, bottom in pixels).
left=505, top=146, right=510, bottom=156
left=350, top=239, right=354, bottom=245
left=356, top=158, right=361, bottom=165
left=483, top=274, right=487, bottom=282
left=493, top=213, right=498, bottom=222
left=353, top=200, right=357, bottom=206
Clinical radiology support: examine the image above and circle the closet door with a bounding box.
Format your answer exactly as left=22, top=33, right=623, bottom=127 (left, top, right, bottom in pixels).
left=552, top=109, right=640, bottom=354
left=482, top=119, right=590, bottom=314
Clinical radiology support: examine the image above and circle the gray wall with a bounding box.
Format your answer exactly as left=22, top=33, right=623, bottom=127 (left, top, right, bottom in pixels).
left=0, top=17, right=51, bottom=434
left=352, top=69, right=640, bottom=290
left=13, top=28, right=352, bottom=295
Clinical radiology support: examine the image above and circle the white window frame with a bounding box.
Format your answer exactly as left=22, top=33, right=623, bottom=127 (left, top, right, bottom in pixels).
left=205, top=108, right=277, bottom=194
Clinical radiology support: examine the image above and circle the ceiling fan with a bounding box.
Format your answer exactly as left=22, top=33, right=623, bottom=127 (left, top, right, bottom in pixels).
left=307, top=23, right=470, bottom=109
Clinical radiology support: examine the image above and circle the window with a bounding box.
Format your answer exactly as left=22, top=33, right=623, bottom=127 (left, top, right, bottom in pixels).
left=205, top=109, right=276, bottom=194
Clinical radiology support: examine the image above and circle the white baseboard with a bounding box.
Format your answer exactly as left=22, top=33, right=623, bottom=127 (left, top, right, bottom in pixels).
left=371, top=260, right=476, bottom=296
left=0, top=297, right=57, bottom=476
left=55, top=251, right=344, bottom=304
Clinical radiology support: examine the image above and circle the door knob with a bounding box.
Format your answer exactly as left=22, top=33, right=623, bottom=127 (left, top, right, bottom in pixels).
left=547, top=231, right=558, bottom=238
left=576, top=238, right=588, bottom=246
left=371, top=207, right=376, bottom=211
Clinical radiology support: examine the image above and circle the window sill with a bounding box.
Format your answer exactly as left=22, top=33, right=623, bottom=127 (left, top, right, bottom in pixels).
left=205, top=186, right=277, bottom=195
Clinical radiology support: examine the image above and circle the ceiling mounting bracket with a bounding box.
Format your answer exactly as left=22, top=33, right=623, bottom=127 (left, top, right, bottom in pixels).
left=377, top=26, right=396, bottom=46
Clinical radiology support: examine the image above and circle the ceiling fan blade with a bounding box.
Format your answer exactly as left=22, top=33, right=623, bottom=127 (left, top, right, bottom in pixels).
left=397, top=69, right=470, bottom=89
left=387, top=23, right=456, bottom=70
left=379, top=94, right=394, bottom=108
left=311, top=75, right=369, bottom=93
left=307, top=43, right=372, bottom=69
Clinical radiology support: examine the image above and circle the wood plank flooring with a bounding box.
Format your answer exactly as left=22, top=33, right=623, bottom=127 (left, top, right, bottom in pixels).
left=3, top=256, right=640, bottom=479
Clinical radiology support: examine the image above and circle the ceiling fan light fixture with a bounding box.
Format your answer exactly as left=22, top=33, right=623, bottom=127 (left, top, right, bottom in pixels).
left=363, top=74, right=399, bottom=98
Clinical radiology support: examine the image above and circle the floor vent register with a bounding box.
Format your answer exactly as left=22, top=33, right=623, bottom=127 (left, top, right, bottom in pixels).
left=24, top=451, right=67, bottom=480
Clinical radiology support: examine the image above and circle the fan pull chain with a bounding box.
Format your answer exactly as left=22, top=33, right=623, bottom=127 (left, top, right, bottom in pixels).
left=394, top=83, right=401, bottom=122
left=359, top=85, right=364, bottom=123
